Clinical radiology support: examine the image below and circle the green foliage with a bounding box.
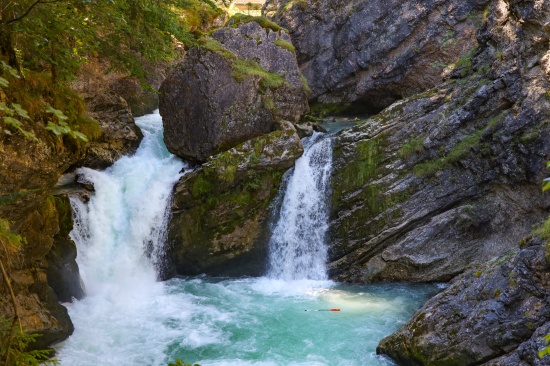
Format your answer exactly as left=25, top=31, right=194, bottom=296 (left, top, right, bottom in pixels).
left=309, top=102, right=349, bottom=117
left=228, top=13, right=286, bottom=33
left=300, top=74, right=311, bottom=94
left=45, top=107, right=88, bottom=141
left=199, top=38, right=237, bottom=60
left=1, top=0, right=223, bottom=83
left=0, top=218, right=23, bottom=251
left=538, top=163, right=550, bottom=360
left=0, top=317, right=58, bottom=366
left=398, top=136, right=425, bottom=159
left=231, top=59, right=286, bottom=93
left=539, top=334, right=550, bottom=359
left=274, top=39, right=295, bottom=54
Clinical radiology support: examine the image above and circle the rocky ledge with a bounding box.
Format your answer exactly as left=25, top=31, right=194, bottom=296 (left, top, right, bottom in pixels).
left=378, top=241, right=550, bottom=365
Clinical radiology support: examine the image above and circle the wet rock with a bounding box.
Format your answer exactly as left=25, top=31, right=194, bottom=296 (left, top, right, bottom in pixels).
left=377, top=243, right=550, bottom=365
left=76, top=92, right=143, bottom=169
left=46, top=196, right=84, bottom=303
left=327, top=0, right=550, bottom=283
left=165, top=126, right=303, bottom=276
left=159, top=19, right=308, bottom=163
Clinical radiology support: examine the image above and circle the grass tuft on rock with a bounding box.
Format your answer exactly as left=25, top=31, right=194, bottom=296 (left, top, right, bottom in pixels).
left=198, top=37, right=237, bottom=60
left=231, top=59, right=286, bottom=93
left=228, top=13, right=286, bottom=33
left=274, top=39, right=295, bottom=54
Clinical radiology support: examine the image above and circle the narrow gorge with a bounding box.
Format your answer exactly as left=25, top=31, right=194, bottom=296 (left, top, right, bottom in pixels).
left=1, top=0, right=549, bottom=365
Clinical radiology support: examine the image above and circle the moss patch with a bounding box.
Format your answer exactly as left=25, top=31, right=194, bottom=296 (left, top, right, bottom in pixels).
left=398, top=136, right=425, bottom=159
left=309, top=102, right=350, bottom=117
left=274, top=39, right=295, bottom=54
left=413, top=111, right=508, bottom=176
left=198, top=37, right=237, bottom=60
left=228, top=14, right=286, bottom=33
left=231, top=59, right=286, bottom=93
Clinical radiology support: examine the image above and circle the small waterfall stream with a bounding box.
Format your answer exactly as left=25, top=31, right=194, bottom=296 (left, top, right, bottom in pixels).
left=268, top=133, right=332, bottom=280
left=56, top=112, right=441, bottom=366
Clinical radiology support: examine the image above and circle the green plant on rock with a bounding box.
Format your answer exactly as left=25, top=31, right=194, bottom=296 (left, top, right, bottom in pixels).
left=398, top=136, right=425, bottom=159
left=231, top=59, right=286, bottom=93
left=198, top=37, right=237, bottom=60
left=0, top=317, right=57, bottom=366
left=228, top=13, right=286, bottom=33
left=274, top=39, right=295, bottom=54
left=45, top=106, right=88, bottom=141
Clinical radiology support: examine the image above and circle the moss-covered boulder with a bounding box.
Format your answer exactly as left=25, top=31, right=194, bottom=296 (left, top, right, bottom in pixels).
left=159, top=18, right=308, bottom=163
left=327, top=0, right=550, bottom=282
left=165, top=127, right=303, bottom=276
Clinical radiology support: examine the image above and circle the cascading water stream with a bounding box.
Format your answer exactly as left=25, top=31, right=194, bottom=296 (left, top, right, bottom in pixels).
left=268, top=133, right=333, bottom=280
left=56, top=112, right=441, bottom=366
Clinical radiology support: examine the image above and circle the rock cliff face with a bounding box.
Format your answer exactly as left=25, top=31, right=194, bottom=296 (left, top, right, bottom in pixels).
left=326, top=0, right=550, bottom=285
left=1, top=63, right=146, bottom=348
left=378, top=242, right=550, bottom=365
left=166, top=127, right=303, bottom=276
left=267, top=0, right=490, bottom=111
left=71, top=61, right=143, bottom=169
left=159, top=18, right=308, bottom=162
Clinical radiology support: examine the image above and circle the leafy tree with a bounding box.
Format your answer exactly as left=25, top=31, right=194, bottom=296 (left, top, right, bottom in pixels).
left=0, top=0, right=227, bottom=84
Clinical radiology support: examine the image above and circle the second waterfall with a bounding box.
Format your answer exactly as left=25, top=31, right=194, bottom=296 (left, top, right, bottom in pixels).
left=268, top=133, right=333, bottom=280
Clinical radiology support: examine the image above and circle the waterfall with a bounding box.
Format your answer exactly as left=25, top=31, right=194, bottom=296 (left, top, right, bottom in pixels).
left=57, top=113, right=441, bottom=366
left=267, top=132, right=333, bottom=280
left=69, top=110, right=184, bottom=299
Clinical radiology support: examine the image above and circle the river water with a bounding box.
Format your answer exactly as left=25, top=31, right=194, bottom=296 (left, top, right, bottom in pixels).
left=55, top=111, right=440, bottom=366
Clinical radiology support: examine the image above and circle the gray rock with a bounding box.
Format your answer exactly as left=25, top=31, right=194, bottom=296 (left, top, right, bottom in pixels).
left=159, top=20, right=308, bottom=163
left=165, top=126, right=303, bottom=276
left=327, top=0, right=550, bottom=283
left=377, top=243, right=550, bottom=365
left=78, top=91, right=143, bottom=169
left=268, top=0, right=490, bottom=111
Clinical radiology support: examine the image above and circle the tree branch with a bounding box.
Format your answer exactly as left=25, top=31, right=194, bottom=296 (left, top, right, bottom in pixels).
left=2, top=0, right=62, bottom=27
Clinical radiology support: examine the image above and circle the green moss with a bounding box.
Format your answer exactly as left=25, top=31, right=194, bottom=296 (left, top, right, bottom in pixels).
left=231, top=59, right=286, bottom=93
left=309, top=102, right=349, bottom=117
left=274, top=39, right=295, bottom=54
left=50, top=196, right=73, bottom=236
left=5, top=71, right=98, bottom=143
left=398, top=136, right=425, bottom=159
left=300, top=74, right=311, bottom=95
left=262, top=97, right=276, bottom=112
left=414, top=111, right=504, bottom=176
left=0, top=189, right=43, bottom=208
left=534, top=217, right=550, bottom=265
left=453, top=46, right=478, bottom=77
left=198, top=37, right=237, bottom=60
left=475, top=270, right=482, bottom=278
left=0, top=217, right=23, bottom=249
left=281, top=0, right=308, bottom=12
left=228, top=14, right=286, bottom=33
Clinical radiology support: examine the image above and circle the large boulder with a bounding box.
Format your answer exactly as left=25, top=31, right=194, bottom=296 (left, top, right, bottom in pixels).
left=267, top=0, right=490, bottom=112
left=377, top=242, right=550, bottom=365
left=159, top=18, right=308, bottom=163
left=165, top=125, right=303, bottom=277
left=327, top=0, right=550, bottom=282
